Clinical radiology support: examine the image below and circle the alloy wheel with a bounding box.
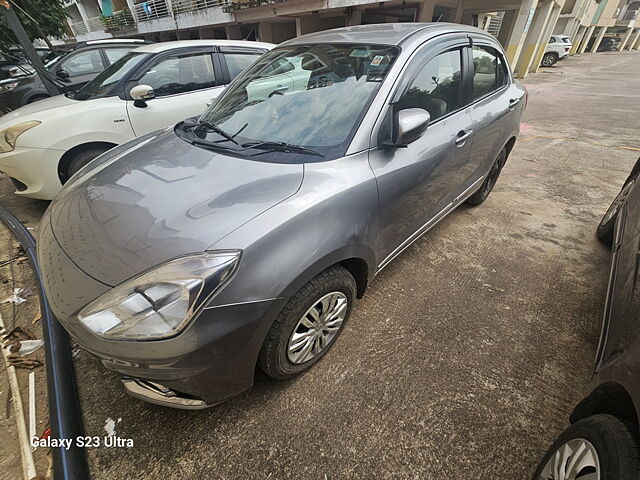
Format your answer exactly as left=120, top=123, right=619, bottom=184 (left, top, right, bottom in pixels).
left=538, top=438, right=600, bottom=480
left=287, top=291, right=348, bottom=364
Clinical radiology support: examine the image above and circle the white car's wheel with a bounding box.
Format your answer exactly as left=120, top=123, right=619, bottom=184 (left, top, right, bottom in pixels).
left=542, top=52, right=558, bottom=67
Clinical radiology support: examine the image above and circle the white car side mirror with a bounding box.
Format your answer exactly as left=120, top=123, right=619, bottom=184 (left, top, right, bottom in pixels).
left=130, top=84, right=155, bottom=108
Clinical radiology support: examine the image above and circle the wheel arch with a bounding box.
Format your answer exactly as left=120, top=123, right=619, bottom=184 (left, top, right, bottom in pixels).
left=278, top=246, right=376, bottom=301
left=570, top=382, right=639, bottom=428
left=57, top=141, right=117, bottom=184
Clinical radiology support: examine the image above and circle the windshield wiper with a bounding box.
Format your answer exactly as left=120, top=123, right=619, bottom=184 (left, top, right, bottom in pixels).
left=242, top=141, right=324, bottom=158
left=189, top=138, right=238, bottom=152
left=193, top=120, right=239, bottom=145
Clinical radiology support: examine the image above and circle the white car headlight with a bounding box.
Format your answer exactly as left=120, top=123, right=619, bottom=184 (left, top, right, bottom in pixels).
left=0, top=121, right=41, bottom=153
left=78, top=251, right=241, bottom=340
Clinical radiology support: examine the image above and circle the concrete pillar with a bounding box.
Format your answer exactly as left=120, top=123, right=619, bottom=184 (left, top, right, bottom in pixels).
left=618, top=27, right=633, bottom=50
left=627, top=30, right=640, bottom=50
left=569, top=26, right=585, bottom=54
left=454, top=3, right=464, bottom=23
left=590, top=26, right=607, bottom=52
left=347, top=8, right=363, bottom=26
left=75, top=1, right=92, bottom=33
left=497, top=9, right=518, bottom=47
left=578, top=25, right=596, bottom=54
left=503, top=0, right=541, bottom=68
left=417, top=0, right=436, bottom=22
left=258, top=22, right=275, bottom=42
left=633, top=30, right=640, bottom=49
left=514, top=0, right=554, bottom=78
left=531, top=3, right=561, bottom=74
left=296, top=16, right=317, bottom=36
left=225, top=25, right=243, bottom=40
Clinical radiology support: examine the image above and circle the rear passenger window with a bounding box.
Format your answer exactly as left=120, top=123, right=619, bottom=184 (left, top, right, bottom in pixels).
left=60, top=50, right=105, bottom=77
left=104, top=48, right=134, bottom=64
left=472, top=46, right=509, bottom=100
left=223, top=52, right=263, bottom=80
left=396, top=49, right=462, bottom=122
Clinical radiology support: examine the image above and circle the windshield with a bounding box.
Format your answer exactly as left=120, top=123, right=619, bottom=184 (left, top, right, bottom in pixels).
left=191, top=43, right=399, bottom=162
left=74, top=52, right=150, bottom=101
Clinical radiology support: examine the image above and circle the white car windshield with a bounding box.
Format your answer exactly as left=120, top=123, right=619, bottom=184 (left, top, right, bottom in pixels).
left=193, top=43, right=399, bottom=162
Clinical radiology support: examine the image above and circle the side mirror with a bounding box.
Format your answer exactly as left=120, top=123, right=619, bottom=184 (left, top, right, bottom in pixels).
left=56, top=69, right=70, bottom=80
left=130, top=84, right=155, bottom=108
left=394, top=108, right=430, bottom=147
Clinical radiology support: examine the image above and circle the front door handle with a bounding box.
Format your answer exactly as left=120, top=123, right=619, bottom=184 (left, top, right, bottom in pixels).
left=455, top=129, right=473, bottom=147
left=508, top=98, right=520, bottom=110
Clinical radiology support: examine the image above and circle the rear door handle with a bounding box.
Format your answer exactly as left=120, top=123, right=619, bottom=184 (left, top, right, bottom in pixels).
left=455, top=129, right=473, bottom=147
left=508, top=98, right=520, bottom=109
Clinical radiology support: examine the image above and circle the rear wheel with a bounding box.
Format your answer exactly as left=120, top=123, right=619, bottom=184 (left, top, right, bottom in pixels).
left=541, top=52, right=558, bottom=67
left=466, top=147, right=507, bottom=206
left=258, top=265, right=356, bottom=380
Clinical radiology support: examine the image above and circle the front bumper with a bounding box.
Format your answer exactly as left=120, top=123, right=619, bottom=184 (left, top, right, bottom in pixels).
left=37, top=214, right=282, bottom=407
left=0, top=146, right=64, bottom=199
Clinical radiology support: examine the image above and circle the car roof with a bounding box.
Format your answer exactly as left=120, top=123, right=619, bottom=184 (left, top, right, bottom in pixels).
left=282, top=23, right=490, bottom=47
left=133, top=39, right=275, bottom=54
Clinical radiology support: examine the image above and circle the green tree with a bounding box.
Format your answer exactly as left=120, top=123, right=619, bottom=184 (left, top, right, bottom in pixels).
left=0, top=0, right=68, bottom=52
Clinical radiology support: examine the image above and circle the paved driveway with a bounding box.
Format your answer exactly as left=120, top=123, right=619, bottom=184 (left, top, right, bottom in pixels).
left=1, top=50, right=639, bottom=480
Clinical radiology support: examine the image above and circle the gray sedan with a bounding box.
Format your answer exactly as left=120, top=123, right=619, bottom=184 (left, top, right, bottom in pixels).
left=37, top=23, right=526, bottom=409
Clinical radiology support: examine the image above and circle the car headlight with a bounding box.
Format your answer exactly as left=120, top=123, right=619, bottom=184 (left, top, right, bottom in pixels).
left=78, top=251, right=241, bottom=340
left=0, top=80, right=18, bottom=92
left=0, top=121, right=41, bottom=153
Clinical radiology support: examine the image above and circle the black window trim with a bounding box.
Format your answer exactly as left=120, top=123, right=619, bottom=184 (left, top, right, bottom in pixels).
left=218, top=48, right=268, bottom=85
left=124, top=46, right=225, bottom=100
left=466, top=38, right=511, bottom=107
left=389, top=34, right=470, bottom=128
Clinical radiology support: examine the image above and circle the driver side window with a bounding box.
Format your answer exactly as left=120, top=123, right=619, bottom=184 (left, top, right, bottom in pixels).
left=138, top=52, right=217, bottom=97
left=396, top=49, right=463, bottom=122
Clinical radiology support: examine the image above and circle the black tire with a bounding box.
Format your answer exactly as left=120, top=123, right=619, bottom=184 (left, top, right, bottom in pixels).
left=64, top=146, right=112, bottom=183
left=532, top=414, right=640, bottom=480
left=466, top=147, right=508, bottom=206
left=541, top=52, right=558, bottom=67
left=597, top=168, right=640, bottom=246
left=26, top=94, right=49, bottom=104
left=258, top=265, right=356, bottom=380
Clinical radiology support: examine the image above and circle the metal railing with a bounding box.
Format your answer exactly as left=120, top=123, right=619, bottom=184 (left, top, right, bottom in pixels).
left=102, top=9, right=137, bottom=32
left=133, top=0, right=173, bottom=20
left=173, top=0, right=229, bottom=14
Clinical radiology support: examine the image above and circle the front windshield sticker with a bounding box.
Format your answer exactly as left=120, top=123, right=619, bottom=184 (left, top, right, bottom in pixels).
left=370, top=55, right=384, bottom=66
left=349, top=49, right=371, bottom=58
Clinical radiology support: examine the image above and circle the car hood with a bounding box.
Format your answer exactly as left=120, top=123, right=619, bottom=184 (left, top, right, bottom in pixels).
left=0, top=93, right=73, bottom=127
left=46, top=129, right=304, bottom=286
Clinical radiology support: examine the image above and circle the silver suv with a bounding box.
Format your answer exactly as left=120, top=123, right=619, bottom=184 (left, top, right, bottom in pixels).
left=38, top=23, right=527, bottom=409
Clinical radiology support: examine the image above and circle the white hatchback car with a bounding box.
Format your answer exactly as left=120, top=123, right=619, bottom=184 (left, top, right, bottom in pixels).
left=0, top=40, right=273, bottom=199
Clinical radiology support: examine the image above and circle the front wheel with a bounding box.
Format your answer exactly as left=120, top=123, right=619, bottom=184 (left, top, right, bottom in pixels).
left=541, top=52, right=558, bottom=67
left=597, top=170, right=639, bottom=245
left=64, top=146, right=112, bottom=183
left=258, top=265, right=356, bottom=380
left=533, top=414, right=640, bottom=479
